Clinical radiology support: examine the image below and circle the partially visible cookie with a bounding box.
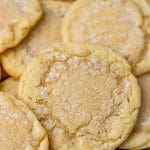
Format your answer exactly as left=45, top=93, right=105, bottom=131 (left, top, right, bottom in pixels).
left=0, top=0, right=42, bottom=53
left=133, top=0, right=150, bottom=76
left=120, top=73, right=150, bottom=149
left=18, top=43, right=140, bottom=150
left=0, top=92, right=49, bottom=150
left=1, top=0, right=71, bottom=79
left=134, top=0, right=150, bottom=16
left=135, top=141, right=150, bottom=150
left=0, top=78, right=18, bottom=97
left=134, top=36, right=150, bottom=75
left=62, top=0, right=144, bottom=66
left=143, top=16, right=150, bottom=34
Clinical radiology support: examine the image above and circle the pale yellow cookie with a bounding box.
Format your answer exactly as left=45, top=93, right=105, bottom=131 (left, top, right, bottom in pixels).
left=0, top=78, right=18, bottom=97
left=18, top=43, right=140, bottom=150
left=120, top=73, right=150, bottom=149
left=134, top=36, right=150, bottom=76
left=143, top=16, right=150, bottom=34
left=62, top=0, right=144, bottom=66
left=133, top=0, right=150, bottom=76
left=1, top=0, right=71, bottom=79
left=0, top=92, right=49, bottom=150
left=135, top=141, right=150, bottom=149
left=134, top=0, right=150, bottom=16
left=132, top=143, right=150, bottom=150
left=0, top=0, right=42, bottom=53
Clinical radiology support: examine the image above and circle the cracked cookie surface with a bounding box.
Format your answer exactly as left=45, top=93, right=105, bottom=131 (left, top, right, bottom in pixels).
left=0, top=92, right=49, bottom=150
left=62, top=0, right=144, bottom=67
left=120, top=72, right=150, bottom=149
left=1, top=0, right=71, bottom=79
left=0, top=78, right=18, bottom=97
left=18, top=43, right=141, bottom=150
left=0, top=0, right=42, bottom=53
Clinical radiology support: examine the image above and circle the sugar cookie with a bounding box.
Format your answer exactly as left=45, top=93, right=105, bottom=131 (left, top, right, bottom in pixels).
left=0, top=0, right=42, bottom=53
left=0, top=92, right=49, bottom=150
left=0, top=78, right=18, bottom=97
left=62, top=0, right=144, bottom=66
left=1, top=0, right=71, bottom=79
left=18, top=43, right=140, bottom=150
left=120, top=73, right=150, bottom=149
left=133, top=0, right=150, bottom=75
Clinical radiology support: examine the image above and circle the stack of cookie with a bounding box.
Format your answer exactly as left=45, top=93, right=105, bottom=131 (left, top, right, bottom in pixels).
left=0, top=0, right=149, bottom=150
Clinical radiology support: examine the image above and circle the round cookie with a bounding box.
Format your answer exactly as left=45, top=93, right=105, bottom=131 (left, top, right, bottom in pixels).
left=0, top=0, right=42, bottom=53
left=1, top=0, right=71, bottom=79
left=0, top=78, right=18, bottom=97
left=0, top=92, right=49, bottom=150
left=120, top=73, right=150, bottom=149
left=18, top=43, right=141, bottom=150
left=62, top=0, right=144, bottom=66
left=133, top=0, right=150, bottom=76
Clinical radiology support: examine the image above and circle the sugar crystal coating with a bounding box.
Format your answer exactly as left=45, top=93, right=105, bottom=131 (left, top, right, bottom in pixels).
left=0, top=92, right=49, bottom=150
left=0, top=0, right=42, bottom=52
left=62, top=0, right=144, bottom=65
left=19, top=43, right=140, bottom=150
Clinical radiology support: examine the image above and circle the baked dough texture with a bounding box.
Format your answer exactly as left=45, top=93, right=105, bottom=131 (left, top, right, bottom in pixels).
left=120, top=73, right=150, bottom=149
left=1, top=0, right=71, bottom=79
left=134, top=37, right=150, bottom=76
left=0, top=92, right=49, bottom=150
left=0, top=78, right=18, bottom=97
left=62, top=0, right=144, bottom=66
left=0, top=0, right=42, bottom=53
left=134, top=0, right=150, bottom=16
left=133, top=0, right=150, bottom=76
left=18, top=43, right=141, bottom=150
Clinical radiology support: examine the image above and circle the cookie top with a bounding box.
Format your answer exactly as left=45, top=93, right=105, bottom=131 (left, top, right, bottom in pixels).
left=0, top=78, right=18, bottom=97
left=62, top=0, right=144, bottom=66
left=0, top=0, right=42, bottom=53
left=134, top=0, right=150, bottom=16
left=120, top=73, right=150, bottom=149
left=1, top=0, right=71, bottom=79
left=18, top=43, right=140, bottom=150
left=133, top=0, right=150, bottom=76
left=0, top=92, right=49, bottom=150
